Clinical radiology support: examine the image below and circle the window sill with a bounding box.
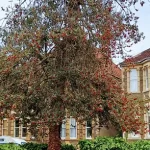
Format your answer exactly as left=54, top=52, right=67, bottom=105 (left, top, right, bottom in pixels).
left=128, top=92, right=141, bottom=94
left=21, top=137, right=26, bottom=139
left=70, top=138, right=77, bottom=140
left=86, top=138, right=92, bottom=140
left=143, top=90, right=149, bottom=93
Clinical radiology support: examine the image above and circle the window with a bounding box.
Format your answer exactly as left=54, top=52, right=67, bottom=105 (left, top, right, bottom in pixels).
left=14, top=119, right=27, bottom=138
left=145, top=68, right=149, bottom=90
left=146, top=111, right=150, bottom=138
left=60, top=121, right=66, bottom=139
left=21, top=122, right=27, bottom=138
left=129, top=116, right=140, bottom=139
left=130, top=131, right=140, bottom=138
left=130, top=69, right=138, bottom=92
left=14, top=119, right=20, bottom=137
left=70, top=118, right=77, bottom=139
left=86, top=121, right=92, bottom=139
left=148, top=115, right=150, bottom=136
left=2, top=119, right=8, bottom=136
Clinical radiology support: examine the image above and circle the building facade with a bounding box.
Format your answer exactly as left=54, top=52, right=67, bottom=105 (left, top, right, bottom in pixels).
left=0, top=118, right=118, bottom=144
left=120, top=48, right=150, bottom=140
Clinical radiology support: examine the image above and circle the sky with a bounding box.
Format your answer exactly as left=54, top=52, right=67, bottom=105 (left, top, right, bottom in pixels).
left=0, top=0, right=150, bottom=64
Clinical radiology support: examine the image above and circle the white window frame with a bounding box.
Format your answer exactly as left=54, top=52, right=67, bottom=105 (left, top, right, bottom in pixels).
left=130, top=69, right=138, bottom=93
left=2, top=119, right=8, bottom=136
left=14, top=119, right=27, bottom=139
left=21, top=122, right=27, bottom=138
left=145, top=67, right=149, bottom=91
left=70, top=118, right=77, bottom=139
left=61, top=120, right=66, bottom=139
left=86, top=121, right=92, bottom=139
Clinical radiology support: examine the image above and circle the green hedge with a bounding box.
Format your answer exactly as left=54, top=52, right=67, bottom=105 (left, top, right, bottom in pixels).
left=79, top=137, right=130, bottom=150
left=20, top=143, right=76, bottom=150
left=78, top=137, right=150, bottom=150
left=130, top=140, right=150, bottom=150
left=94, top=137, right=130, bottom=150
left=20, top=143, right=47, bottom=150
left=61, top=144, right=76, bottom=150
left=0, top=143, right=76, bottom=150
left=0, top=143, right=25, bottom=150
left=2, top=138, right=150, bottom=150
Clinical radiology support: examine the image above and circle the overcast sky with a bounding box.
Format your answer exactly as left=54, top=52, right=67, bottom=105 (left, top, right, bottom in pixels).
left=0, top=0, right=150, bottom=64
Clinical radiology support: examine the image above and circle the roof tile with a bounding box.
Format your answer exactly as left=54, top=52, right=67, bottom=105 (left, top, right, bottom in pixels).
left=120, top=48, right=150, bottom=66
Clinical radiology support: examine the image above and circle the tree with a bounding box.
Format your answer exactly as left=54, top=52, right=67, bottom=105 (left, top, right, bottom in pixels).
left=0, top=0, right=147, bottom=149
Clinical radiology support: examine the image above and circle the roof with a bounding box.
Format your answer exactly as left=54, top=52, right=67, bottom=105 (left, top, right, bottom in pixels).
left=110, top=62, right=121, bottom=79
left=106, top=60, right=121, bottom=79
left=120, top=48, right=150, bottom=66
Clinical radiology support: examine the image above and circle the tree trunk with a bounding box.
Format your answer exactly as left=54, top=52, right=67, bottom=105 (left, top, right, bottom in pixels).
left=48, top=124, right=61, bottom=150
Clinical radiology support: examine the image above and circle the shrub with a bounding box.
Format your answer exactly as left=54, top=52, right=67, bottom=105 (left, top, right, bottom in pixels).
left=78, top=139, right=94, bottom=150
left=0, top=144, right=25, bottom=150
left=78, top=137, right=131, bottom=150
left=131, top=140, right=150, bottom=150
left=20, top=143, right=48, bottom=150
left=21, top=142, right=76, bottom=150
left=61, top=144, right=76, bottom=150
left=93, top=137, right=130, bottom=150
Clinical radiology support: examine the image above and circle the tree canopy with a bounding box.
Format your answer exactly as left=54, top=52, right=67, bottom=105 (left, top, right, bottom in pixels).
left=0, top=0, right=148, bottom=149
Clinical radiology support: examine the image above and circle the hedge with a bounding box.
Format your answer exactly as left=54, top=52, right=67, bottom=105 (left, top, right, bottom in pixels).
left=1, top=137, right=150, bottom=150
left=0, top=143, right=76, bottom=150
left=0, top=143, right=25, bottom=150
left=20, top=143, right=76, bottom=150
left=78, top=137, right=150, bottom=150
left=130, top=140, right=150, bottom=150
left=78, top=137, right=131, bottom=150
left=20, top=143, right=47, bottom=150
